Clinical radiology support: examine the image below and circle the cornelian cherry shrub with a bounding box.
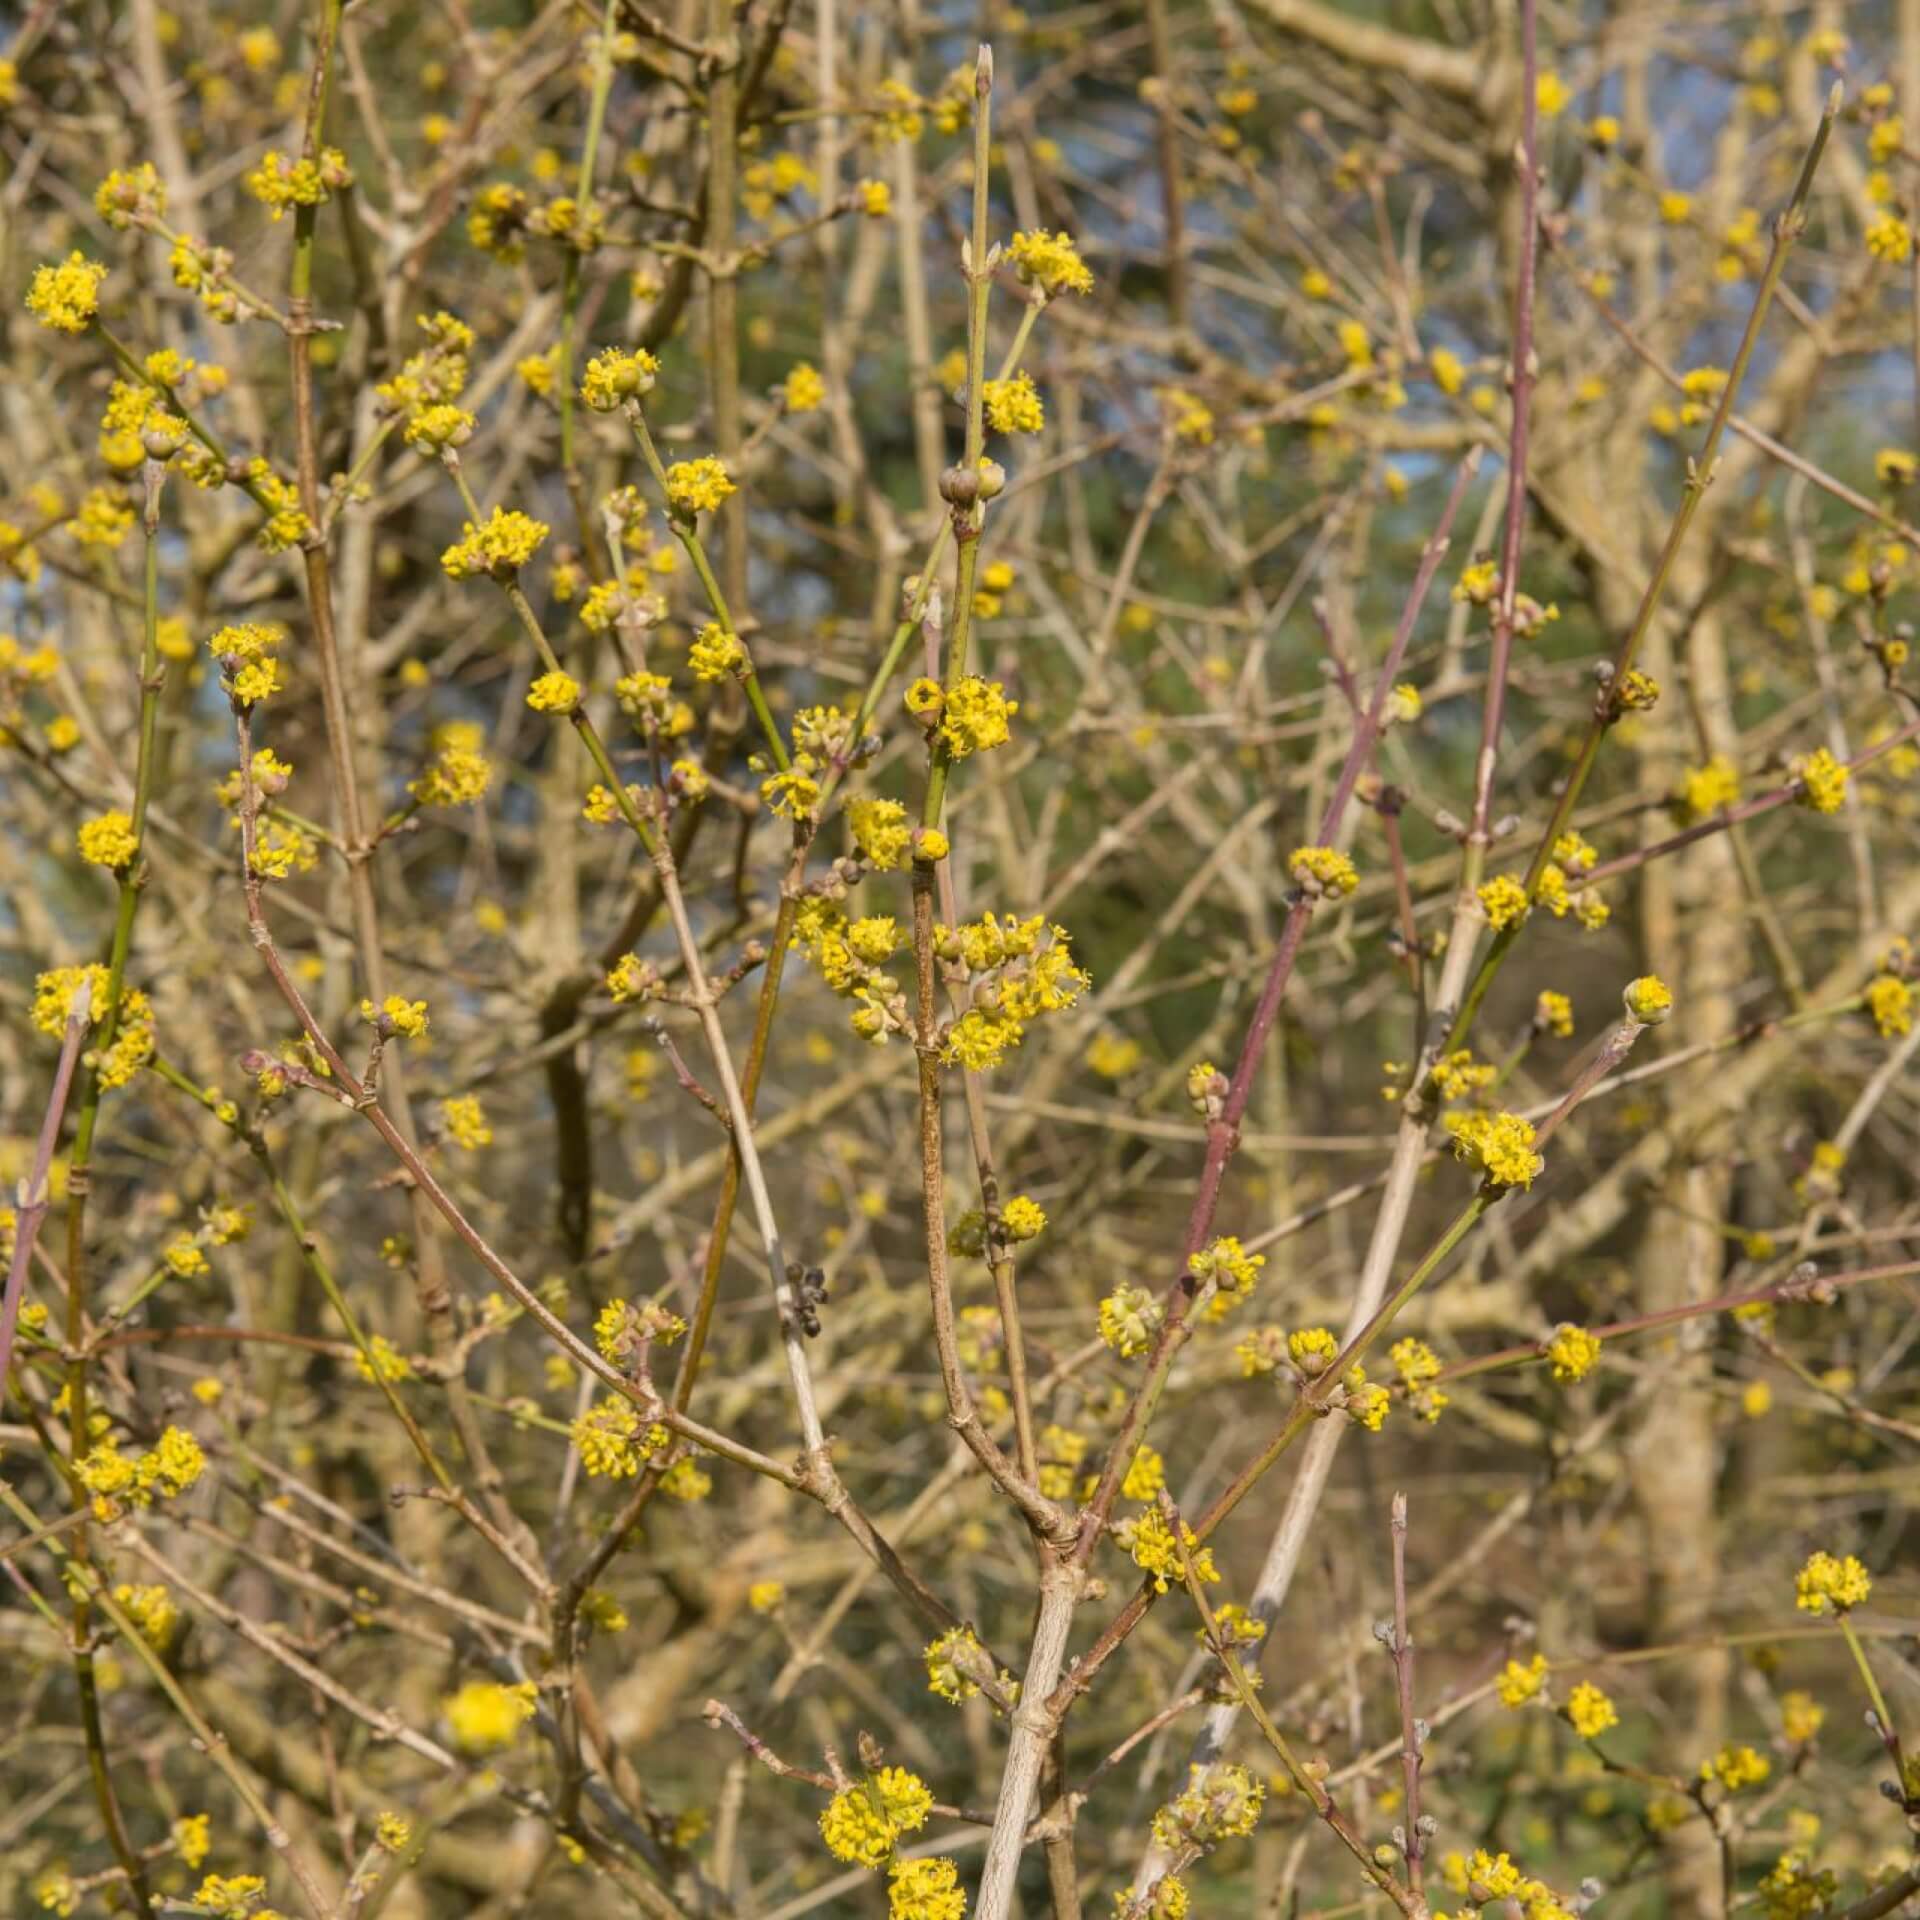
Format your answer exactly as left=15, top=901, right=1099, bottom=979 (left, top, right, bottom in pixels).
left=2, top=3, right=1917, bottom=1918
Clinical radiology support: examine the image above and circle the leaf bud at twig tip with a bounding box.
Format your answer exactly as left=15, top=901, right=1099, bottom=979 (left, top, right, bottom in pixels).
left=977, top=44, right=993, bottom=96
left=1828, top=80, right=1845, bottom=116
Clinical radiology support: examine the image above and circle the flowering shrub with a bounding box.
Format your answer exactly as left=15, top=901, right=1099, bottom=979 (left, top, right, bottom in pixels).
left=2, top=7, right=1917, bottom=1920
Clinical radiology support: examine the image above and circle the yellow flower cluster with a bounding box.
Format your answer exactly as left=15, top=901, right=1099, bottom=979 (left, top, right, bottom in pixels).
left=25, top=252, right=108, bottom=332
left=1477, top=874, right=1530, bottom=931
left=441, top=507, right=549, bottom=579
left=924, top=1624, right=988, bottom=1703
left=1564, top=1681, right=1618, bottom=1738
left=818, top=1768, right=933, bottom=1869
left=95, top=161, right=166, bottom=229
left=1390, top=1336, right=1449, bottom=1422
left=1545, top=1323, right=1602, bottom=1382
left=847, top=796, right=914, bottom=869
left=1445, top=1110, right=1544, bottom=1189
left=580, top=346, right=660, bottom=410
left=1122, top=1508, right=1218, bottom=1593
left=689, top=622, right=746, bottom=681
left=888, top=1857, right=967, bottom=1920
left=1098, top=1284, right=1163, bottom=1358
left=782, top=362, right=827, bottom=413
left=1793, top=746, right=1849, bottom=814
left=74, top=1425, right=206, bottom=1520
left=113, top=1580, right=180, bottom=1649
left=376, top=310, right=475, bottom=418
left=410, top=732, right=494, bottom=807
left=443, top=1678, right=537, bottom=1753
left=441, top=1095, right=492, bottom=1149
left=1623, top=975, right=1673, bottom=1024
left=526, top=669, right=581, bottom=713
left=1866, top=972, right=1913, bottom=1037
left=1535, top=990, right=1574, bottom=1037
left=1189, top=1234, right=1264, bottom=1318
left=361, top=995, right=430, bottom=1038
left=1795, top=1549, right=1871, bottom=1614
left=983, top=371, right=1045, bottom=434
left=1675, top=754, right=1740, bottom=821
left=1007, top=228, right=1095, bottom=296
left=934, top=914, right=1089, bottom=1069
left=1496, top=1652, right=1547, bottom=1706
left=1288, top=845, right=1358, bottom=898
left=354, top=1334, right=412, bottom=1383
left=245, top=147, right=351, bottom=218
left=664, top=456, right=736, bottom=516
left=1700, top=1744, right=1771, bottom=1792
left=188, top=1872, right=272, bottom=1916
left=932, top=675, right=1018, bottom=757
left=570, top=1399, right=669, bottom=1477
left=77, top=809, right=139, bottom=870
left=1149, top=1762, right=1264, bottom=1849
left=32, top=964, right=155, bottom=1089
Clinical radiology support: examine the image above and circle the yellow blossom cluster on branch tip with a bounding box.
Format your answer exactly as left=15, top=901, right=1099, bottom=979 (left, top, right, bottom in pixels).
left=113, top=1580, right=180, bottom=1648
left=1535, top=990, right=1574, bottom=1037
left=1099, top=1284, right=1163, bottom=1358
left=443, top=1679, right=537, bottom=1753
left=1623, top=974, right=1673, bottom=1024
left=361, top=994, right=430, bottom=1038
left=1391, top=1335, right=1450, bottom=1421
left=1007, top=228, right=1095, bottom=296
left=74, top=1425, right=205, bottom=1521
left=888, top=1856, right=967, bottom=1920
left=410, top=735, right=493, bottom=807
left=526, top=669, right=581, bottom=713
left=924, top=1623, right=987, bottom=1703
left=441, top=506, right=549, bottom=579
left=689, top=621, right=746, bottom=681
left=1477, top=874, right=1530, bottom=931
left=1795, top=1549, right=1872, bottom=1614
left=187, top=1872, right=272, bottom=1916
left=580, top=345, right=660, bottom=410
left=782, top=361, right=826, bottom=412
left=1445, top=1110, right=1544, bottom=1189
left=354, top=1334, right=411, bottom=1383
left=245, top=146, right=351, bottom=218
left=569, top=1399, right=669, bottom=1478
left=76, top=809, right=138, bottom=869
left=932, top=674, right=1018, bottom=757
left=440, top=1094, right=492, bottom=1149
left=1150, top=1762, right=1264, bottom=1850
left=1122, top=1508, right=1218, bottom=1593
left=1793, top=746, right=1849, bottom=813
left=1564, top=1680, right=1618, bottom=1739
left=983, top=370, right=1045, bottom=434
left=1545, top=1323, right=1602, bottom=1382
left=1288, top=844, right=1358, bottom=897
left=1675, top=753, right=1740, bottom=820
left=818, top=1767, right=933, bottom=1869
left=664, top=456, right=736, bottom=516
left=1189, top=1234, right=1264, bottom=1319
left=1496, top=1652, right=1548, bottom=1706
left=1700, top=1744, right=1771, bottom=1792
left=25, top=252, right=107, bottom=332
left=1866, top=972, right=1913, bottom=1036
left=1287, top=1326, right=1340, bottom=1375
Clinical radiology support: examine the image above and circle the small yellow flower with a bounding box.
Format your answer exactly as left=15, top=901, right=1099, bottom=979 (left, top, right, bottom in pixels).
left=1535, top=70, right=1572, bottom=118
left=441, top=1095, right=492, bottom=1149
left=25, top=252, right=108, bottom=333
left=1622, top=975, right=1673, bottom=1025
left=1795, top=1550, right=1871, bottom=1614
left=527, top=669, right=581, bottom=713
left=1496, top=1653, right=1547, bottom=1707
left=1007, top=228, right=1094, bottom=296
left=361, top=994, right=430, bottom=1038
left=1564, top=1681, right=1618, bottom=1739
left=1868, top=214, right=1914, bottom=264
left=1289, top=845, right=1359, bottom=898
left=1477, top=874, right=1530, bottom=931
left=77, top=810, right=139, bottom=870
left=664, top=457, right=736, bottom=516
left=782, top=362, right=827, bottom=413
left=1794, top=746, right=1848, bottom=814
left=444, top=1678, right=537, bottom=1753
left=983, top=370, right=1045, bottom=434
left=1700, top=1744, right=1771, bottom=1792
left=1545, top=1323, right=1602, bottom=1382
